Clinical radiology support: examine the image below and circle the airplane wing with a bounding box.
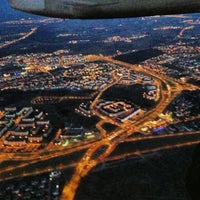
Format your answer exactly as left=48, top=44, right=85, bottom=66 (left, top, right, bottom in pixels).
left=8, top=0, right=200, bottom=19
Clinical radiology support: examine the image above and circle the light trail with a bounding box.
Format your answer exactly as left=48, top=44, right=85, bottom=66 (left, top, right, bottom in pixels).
left=178, top=26, right=194, bottom=37
left=124, top=131, right=200, bottom=143
left=105, top=140, right=200, bottom=163
left=0, top=27, right=37, bottom=49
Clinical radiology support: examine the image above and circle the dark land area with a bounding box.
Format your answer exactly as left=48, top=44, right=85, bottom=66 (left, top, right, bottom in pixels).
left=54, top=99, right=100, bottom=130
left=102, top=84, right=157, bottom=109
left=186, top=144, right=200, bottom=200
left=0, top=89, right=99, bottom=131
left=0, top=89, right=94, bottom=107
left=114, top=49, right=163, bottom=64
left=75, top=146, right=196, bottom=200
left=102, top=123, right=118, bottom=133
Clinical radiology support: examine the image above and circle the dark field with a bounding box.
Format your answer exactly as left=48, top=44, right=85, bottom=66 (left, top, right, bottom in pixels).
left=102, top=84, right=157, bottom=109
left=102, top=123, right=118, bottom=133
left=114, top=49, right=163, bottom=64
left=75, top=146, right=196, bottom=200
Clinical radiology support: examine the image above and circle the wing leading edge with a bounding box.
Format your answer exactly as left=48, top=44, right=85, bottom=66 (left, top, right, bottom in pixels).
left=8, top=0, right=200, bottom=19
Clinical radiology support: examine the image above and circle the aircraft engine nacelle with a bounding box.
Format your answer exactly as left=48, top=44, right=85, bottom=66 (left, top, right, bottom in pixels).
left=8, top=0, right=200, bottom=19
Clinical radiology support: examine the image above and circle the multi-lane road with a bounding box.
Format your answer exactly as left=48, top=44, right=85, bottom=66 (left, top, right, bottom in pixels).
left=0, top=55, right=199, bottom=200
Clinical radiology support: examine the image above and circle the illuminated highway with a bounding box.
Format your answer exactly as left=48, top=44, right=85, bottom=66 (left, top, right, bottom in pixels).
left=178, top=25, right=194, bottom=38
left=0, top=27, right=37, bottom=49
left=0, top=55, right=199, bottom=200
